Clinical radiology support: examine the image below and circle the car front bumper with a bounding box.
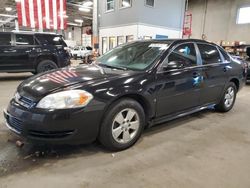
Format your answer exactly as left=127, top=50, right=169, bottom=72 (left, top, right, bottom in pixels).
left=4, top=99, right=104, bottom=145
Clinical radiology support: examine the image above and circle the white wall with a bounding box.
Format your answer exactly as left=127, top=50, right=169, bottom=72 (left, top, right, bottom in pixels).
left=99, top=23, right=182, bottom=54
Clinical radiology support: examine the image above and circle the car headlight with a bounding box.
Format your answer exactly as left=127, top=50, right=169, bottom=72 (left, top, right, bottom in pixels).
left=36, top=90, right=93, bottom=109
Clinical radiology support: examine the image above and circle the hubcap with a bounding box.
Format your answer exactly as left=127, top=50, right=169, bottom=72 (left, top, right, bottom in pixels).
left=224, top=86, right=235, bottom=108
left=112, top=108, right=140, bottom=144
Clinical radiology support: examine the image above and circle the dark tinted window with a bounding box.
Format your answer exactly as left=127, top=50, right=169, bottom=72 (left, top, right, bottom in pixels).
left=35, top=34, right=66, bottom=46
left=146, top=0, right=154, bottom=7
left=16, top=34, right=34, bottom=45
left=167, top=43, right=197, bottom=68
left=219, top=48, right=230, bottom=62
left=86, top=46, right=92, bottom=50
left=197, top=44, right=222, bottom=64
left=0, top=33, right=11, bottom=45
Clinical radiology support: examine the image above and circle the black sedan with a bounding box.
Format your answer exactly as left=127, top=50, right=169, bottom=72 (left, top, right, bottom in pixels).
left=4, top=39, right=246, bottom=151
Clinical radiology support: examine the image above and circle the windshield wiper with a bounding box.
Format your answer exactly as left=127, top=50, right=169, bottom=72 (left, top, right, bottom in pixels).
left=99, top=64, right=128, bottom=70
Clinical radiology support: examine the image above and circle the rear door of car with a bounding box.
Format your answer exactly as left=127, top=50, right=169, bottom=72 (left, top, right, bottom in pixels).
left=196, top=43, right=229, bottom=105
left=155, top=42, right=202, bottom=117
left=11, top=33, right=37, bottom=70
left=0, top=32, right=16, bottom=71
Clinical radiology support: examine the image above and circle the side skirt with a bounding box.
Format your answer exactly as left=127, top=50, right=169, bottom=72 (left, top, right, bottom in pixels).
left=149, top=104, right=216, bottom=127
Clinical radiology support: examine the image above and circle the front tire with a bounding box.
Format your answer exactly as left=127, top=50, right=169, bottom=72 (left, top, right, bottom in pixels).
left=99, top=99, right=145, bottom=151
left=215, top=82, right=237, bottom=112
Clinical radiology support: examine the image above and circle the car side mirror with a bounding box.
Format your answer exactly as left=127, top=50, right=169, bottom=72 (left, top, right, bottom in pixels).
left=163, top=61, right=185, bottom=70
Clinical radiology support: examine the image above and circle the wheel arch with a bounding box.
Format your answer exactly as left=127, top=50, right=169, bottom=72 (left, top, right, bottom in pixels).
left=102, top=93, right=154, bottom=126
left=229, top=78, right=240, bottom=91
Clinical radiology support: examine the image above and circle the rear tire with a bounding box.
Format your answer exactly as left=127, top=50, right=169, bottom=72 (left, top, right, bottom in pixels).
left=215, top=82, right=237, bottom=112
left=36, top=60, right=58, bottom=74
left=98, top=98, right=145, bottom=151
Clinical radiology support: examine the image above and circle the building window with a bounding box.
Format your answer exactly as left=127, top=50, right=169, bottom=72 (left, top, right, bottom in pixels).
left=117, top=36, right=124, bottom=46
left=120, top=0, right=132, bottom=8
left=106, top=0, right=115, bottom=12
left=145, top=0, right=154, bottom=7
left=126, top=35, right=134, bottom=43
left=109, top=37, right=116, bottom=50
left=102, top=37, right=108, bottom=54
left=237, top=7, right=250, bottom=24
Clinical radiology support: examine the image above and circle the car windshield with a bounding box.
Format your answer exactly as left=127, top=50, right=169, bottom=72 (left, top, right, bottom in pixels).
left=96, top=41, right=170, bottom=71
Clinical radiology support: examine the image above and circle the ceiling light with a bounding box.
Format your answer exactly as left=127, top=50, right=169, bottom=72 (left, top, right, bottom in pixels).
left=82, top=1, right=93, bottom=7
left=68, top=22, right=80, bottom=26
left=79, top=7, right=91, bottom=12
left=74, top=19, right=84, bottom=23
left=5, top=7, right=12, bottom=12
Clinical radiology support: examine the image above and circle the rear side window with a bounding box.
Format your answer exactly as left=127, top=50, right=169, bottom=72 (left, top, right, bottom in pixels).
left=219, top=48, right=231, bottom=62
left=167, top=43, right=197, bottom=67
left=197, top=44, right=222, bottom=65
left=15, top=34, right=34, bottom=45
left=35, top=34, right=66, bottom=46
left=0, top=33, right=11, bottom=45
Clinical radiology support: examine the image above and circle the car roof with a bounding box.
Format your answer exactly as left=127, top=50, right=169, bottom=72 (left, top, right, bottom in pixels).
left=139, top=39, right=213, bottom=44
left=0, top=31, right=60, bottom=36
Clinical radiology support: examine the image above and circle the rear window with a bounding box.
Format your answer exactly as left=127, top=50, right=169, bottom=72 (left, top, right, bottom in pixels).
left=0, top=33, right=11, bottom=45
left=35, top=34, right=66, bottom=46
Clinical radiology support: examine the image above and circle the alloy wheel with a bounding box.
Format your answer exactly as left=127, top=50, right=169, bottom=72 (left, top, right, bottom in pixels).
left=224, top=86, right=235, bottom=108
left=112, top=108, right=140, bottom=144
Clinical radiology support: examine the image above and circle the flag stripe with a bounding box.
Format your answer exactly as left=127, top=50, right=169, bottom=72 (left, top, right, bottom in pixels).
left=25, top=0, right=30, bottom=27
left=45, top=0, right=50, bottom=29
left=63, top=0, right=67, bottom=29
left=16, top=1, right=23, bottom=26
left=49, top=0, right=54, bottom=30
left=29, top=0, right=35, bottom=28
left=37, top=0, right=42, bottom=30
left=21, top=0, right=27, bottom=26
left=16, top=0, right=66, bottom=30
left=60, top=0, right=64, bottom=30
left=52, top=0, right=57, bottom=30
left=33, top=0, right=39, bottom=28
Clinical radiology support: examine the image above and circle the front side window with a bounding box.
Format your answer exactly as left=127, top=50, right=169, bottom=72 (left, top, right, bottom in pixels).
left=106, top=0, right=114, bottom=12
left=197, top=44, right=222, bottom=65
left=237, top=7, right=250, bottom=24
left=16, top=34, right=34, bottom=45
left=120, top=0, right=132, bottom=8
left=0, top=33, right=11, bottom=46
left=165, top=43, right=197, bottom=69
left=97, top=41, right=170, bottom=71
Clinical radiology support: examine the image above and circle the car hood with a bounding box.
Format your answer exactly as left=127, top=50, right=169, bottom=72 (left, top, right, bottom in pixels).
left=18, top=64, right=134, bottom=100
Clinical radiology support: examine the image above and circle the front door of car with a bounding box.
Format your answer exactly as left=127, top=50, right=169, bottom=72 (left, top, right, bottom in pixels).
left=196, top=43, right=228, bottom=105
left=155, top=43, right=202, bottom=117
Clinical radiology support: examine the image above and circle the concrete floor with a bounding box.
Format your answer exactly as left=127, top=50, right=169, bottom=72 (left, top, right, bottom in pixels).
left=0, top=71, right=250, bottom=188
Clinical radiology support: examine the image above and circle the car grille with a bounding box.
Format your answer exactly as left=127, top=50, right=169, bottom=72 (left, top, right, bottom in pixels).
left=7, top=116, right=23, bottom=134
left=28, top=130, right=75, bottom=139
left=16, top=95, right=36, bottom=109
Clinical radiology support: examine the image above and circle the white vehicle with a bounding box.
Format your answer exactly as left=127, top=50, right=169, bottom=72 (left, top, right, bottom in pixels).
left=71, top=46, right=93, bottom=59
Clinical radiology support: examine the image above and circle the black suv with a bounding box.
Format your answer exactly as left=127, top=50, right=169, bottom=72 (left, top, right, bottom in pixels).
left=0, top=32, right=70, bottom=74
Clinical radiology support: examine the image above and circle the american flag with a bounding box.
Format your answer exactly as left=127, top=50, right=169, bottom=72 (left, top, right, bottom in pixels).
left=16, top=0, right=67, bottom=30
left=40, top=70, right=78, bottom=84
